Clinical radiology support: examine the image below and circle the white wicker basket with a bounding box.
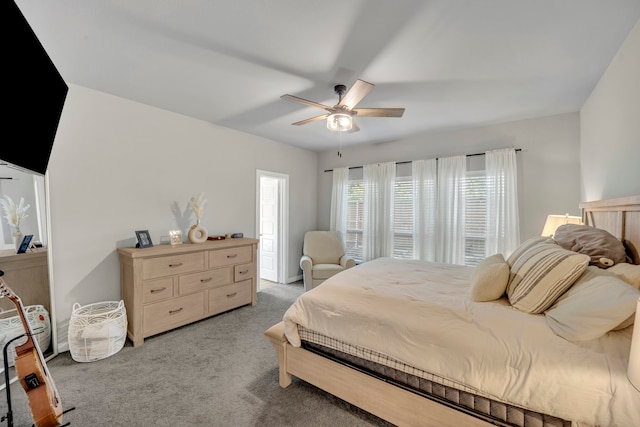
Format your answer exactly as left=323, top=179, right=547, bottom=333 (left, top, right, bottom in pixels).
left=68, top=300, right=127, bottom=363
left=0, top=305, right=51, bottom=367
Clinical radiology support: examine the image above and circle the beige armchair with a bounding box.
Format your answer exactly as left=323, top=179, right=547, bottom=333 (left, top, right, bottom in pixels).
left=300, top=231, right=356, bottom=291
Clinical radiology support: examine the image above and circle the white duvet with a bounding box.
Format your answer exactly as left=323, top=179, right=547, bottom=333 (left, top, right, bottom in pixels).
left=283, top=258, right=639, bottom=427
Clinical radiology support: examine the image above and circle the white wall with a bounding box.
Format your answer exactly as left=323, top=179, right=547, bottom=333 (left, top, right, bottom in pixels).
left=580, top=19, right=640, bottom=201
left=317, top=113, right=581, bottom=242
left=48, top=84, right=318, bottom=350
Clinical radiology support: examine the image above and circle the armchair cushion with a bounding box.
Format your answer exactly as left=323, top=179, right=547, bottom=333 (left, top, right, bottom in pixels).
left=312, top=264, right=345, bottom=279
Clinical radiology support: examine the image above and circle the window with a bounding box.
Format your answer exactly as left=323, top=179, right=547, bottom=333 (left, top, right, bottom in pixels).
left=342, top=167, right=496, bottom=266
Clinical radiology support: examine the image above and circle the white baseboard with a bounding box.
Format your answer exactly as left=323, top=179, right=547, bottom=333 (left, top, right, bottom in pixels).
left=287, top=274, right=302, bottom=284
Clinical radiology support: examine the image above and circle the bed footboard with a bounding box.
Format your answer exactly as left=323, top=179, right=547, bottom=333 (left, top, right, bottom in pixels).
left=265, top=321, right=292, bottom=387
left=264, top=322, right=493, bottom=427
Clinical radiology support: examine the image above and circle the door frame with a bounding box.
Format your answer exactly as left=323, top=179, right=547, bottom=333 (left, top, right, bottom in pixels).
left=256, top=170, right=289, bottom=287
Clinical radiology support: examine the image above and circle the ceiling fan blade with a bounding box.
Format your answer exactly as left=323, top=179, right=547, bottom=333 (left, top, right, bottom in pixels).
left=348, top=119, right=360, bottom=133
left=281, top=94, right=333, bottom=111
left=292, top=114, right=329, bottom=126
left=338, top=79, right=374, bottom=110
left=353, top=108, right=405, bottom=118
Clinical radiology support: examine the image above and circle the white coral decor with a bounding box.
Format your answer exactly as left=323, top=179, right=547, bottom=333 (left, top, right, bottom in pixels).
left=0, top=195, right=29, bottom=228
left=189, top=192, right=207, bottom=223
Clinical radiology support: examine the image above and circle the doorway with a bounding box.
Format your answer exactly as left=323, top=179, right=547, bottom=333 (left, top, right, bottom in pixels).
left=256, top=170, right=289, bottom=290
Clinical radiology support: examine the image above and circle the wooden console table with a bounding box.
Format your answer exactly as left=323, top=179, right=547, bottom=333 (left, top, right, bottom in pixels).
left=118, top=238, right=259, bottom=346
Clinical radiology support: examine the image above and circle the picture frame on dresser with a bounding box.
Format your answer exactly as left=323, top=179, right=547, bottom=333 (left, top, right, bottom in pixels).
left=169, top=230, right=183, bottom=246
left=16, top=234, right=34, bottom=254
left=135, top=230, right=153, bottom=248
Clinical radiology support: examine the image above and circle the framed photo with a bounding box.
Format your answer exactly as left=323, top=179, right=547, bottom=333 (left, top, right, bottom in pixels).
left=17, top=234, right=33, bottom=254
left=135, top=230, right=153, bottom=248
left=169, top=230, right=183, bottom=246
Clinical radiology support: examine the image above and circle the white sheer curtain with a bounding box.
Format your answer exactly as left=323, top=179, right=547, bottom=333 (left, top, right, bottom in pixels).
left=329, top=167, right=349, bottom=235
left=412, top=159, right=437, bottom=261
left=485, top=148, right=520, bottom=257
left=363, top=162, right=396, bottom=261
left=435, top=155, right=466, bottom=265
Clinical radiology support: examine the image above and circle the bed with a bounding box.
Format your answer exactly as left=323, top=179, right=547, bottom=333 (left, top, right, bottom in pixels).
left=265, top=195, right=640, bottom=427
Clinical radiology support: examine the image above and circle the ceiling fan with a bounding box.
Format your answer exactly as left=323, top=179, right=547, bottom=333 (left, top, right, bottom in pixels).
left=281, top=79, right=405, bottom=133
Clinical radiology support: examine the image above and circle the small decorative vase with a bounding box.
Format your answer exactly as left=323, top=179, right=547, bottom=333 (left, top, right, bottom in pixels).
left=188, top=221, right=208, bottom=244
left=12, top=229, right=23, bottom=252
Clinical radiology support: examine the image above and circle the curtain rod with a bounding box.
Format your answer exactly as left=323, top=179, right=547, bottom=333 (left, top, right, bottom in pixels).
left=323, top=148, right=521, bottom=172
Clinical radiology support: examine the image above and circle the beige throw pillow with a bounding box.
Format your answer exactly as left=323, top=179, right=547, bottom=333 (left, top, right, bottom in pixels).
left=506, top=241, right=589, bottom=313
left=506, top=236, right=554, bottom=268
left=608, top=263, right=640, bottom=289
left=545, top=266, right=640, bottom=341
left=470, top=254, right=510, bottom=302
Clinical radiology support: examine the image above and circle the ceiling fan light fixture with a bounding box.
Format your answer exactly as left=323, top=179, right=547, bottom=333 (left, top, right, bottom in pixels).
left=327, top=113, right=352, bottom=131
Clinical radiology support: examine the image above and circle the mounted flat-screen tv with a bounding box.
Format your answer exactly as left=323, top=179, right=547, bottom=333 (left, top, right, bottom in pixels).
left=2, top=1, right=68, bottom=175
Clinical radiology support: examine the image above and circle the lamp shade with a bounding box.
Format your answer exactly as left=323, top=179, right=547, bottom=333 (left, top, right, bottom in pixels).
left=629, top=298, right=640, bottom=391
left=327, top=113, right=352, bottom=131
left=541, top=214, right=582, bottom=238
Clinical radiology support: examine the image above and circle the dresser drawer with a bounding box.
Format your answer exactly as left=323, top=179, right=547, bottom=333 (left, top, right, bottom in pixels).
left=209, top=246, right=252, bottom=267
left=143, top=277, right=174, bottom=304
left=143, top=292, right=204, bottom=337
left=209, top=280, right=252, bottom=314
left=234, top=263, right=255, bottom=282
left=179, top=267, right=232, bottom=295
left=142, top=252, right=205, bottom=280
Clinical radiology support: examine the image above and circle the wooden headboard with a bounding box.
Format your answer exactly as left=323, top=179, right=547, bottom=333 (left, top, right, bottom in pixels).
left=580, top=195, right=640, bottom=265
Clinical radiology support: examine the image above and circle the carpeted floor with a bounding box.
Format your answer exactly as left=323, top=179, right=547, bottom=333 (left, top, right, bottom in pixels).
left=1, top=282, right=393, bottom=427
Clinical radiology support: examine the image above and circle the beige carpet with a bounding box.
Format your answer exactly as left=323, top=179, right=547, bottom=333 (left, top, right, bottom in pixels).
left=0, top=282, right=392, bottom=427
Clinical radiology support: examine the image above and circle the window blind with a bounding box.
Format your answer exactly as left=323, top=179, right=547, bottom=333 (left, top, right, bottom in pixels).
left=464, top=171, right=487, bottom=266
left=346, top=181, right=364, bottom=263
left=393, top=176, right=414, bottom=259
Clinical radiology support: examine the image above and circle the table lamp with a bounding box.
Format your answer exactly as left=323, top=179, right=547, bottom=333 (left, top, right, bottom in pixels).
left=541, top=213, right=582, bottom=238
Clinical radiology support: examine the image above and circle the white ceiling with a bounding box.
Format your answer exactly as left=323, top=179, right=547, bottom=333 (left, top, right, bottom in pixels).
left=16, top=0, right=640, bottom=152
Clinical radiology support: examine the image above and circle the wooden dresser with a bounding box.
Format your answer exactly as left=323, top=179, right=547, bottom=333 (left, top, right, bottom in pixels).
left=117, top=238, right=259, bottom=346
left=0, top=248, right=50, bottom=314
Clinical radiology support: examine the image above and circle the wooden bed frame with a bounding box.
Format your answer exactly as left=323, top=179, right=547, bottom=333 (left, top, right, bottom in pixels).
left=265, top=195, right=640, bottom=427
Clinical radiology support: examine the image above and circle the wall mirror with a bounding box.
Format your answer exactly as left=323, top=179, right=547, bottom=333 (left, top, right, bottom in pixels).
left=0, top=159, right=56, bottom=388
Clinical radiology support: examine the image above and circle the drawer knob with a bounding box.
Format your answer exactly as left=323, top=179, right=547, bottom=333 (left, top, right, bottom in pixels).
left=226, top=292, right=237, bottom=298
left=150, top=287, right=167, bottom=293
left=169, top=307, right=184, bottom=315
left=227, top=254, right=238, bottom=259
left=239, top=270, right=249, bottom=275
left=201, top=277, right=213, bottom=283
left=169, top=262, right=183, bottom=268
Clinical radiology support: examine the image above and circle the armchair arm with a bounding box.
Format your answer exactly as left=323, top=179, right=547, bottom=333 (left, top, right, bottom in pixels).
left=300, top=255, right=313, bottom=290
left=339, top=255, right=356, bottom=269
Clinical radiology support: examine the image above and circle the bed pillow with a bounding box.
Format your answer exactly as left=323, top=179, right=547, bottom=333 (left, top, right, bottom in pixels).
left=607, top=263, right=640, bottom=329
left=470, top=253, right=510, bottom=302
left=506, top=236, right=554, bottom=268
left=506, top=241, right=590, bottom=313
left=607, top=263, right=640, bottom=289
left=545, top=266, right=640, bottom=341
left=553, top=224, right=627, bottom=268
